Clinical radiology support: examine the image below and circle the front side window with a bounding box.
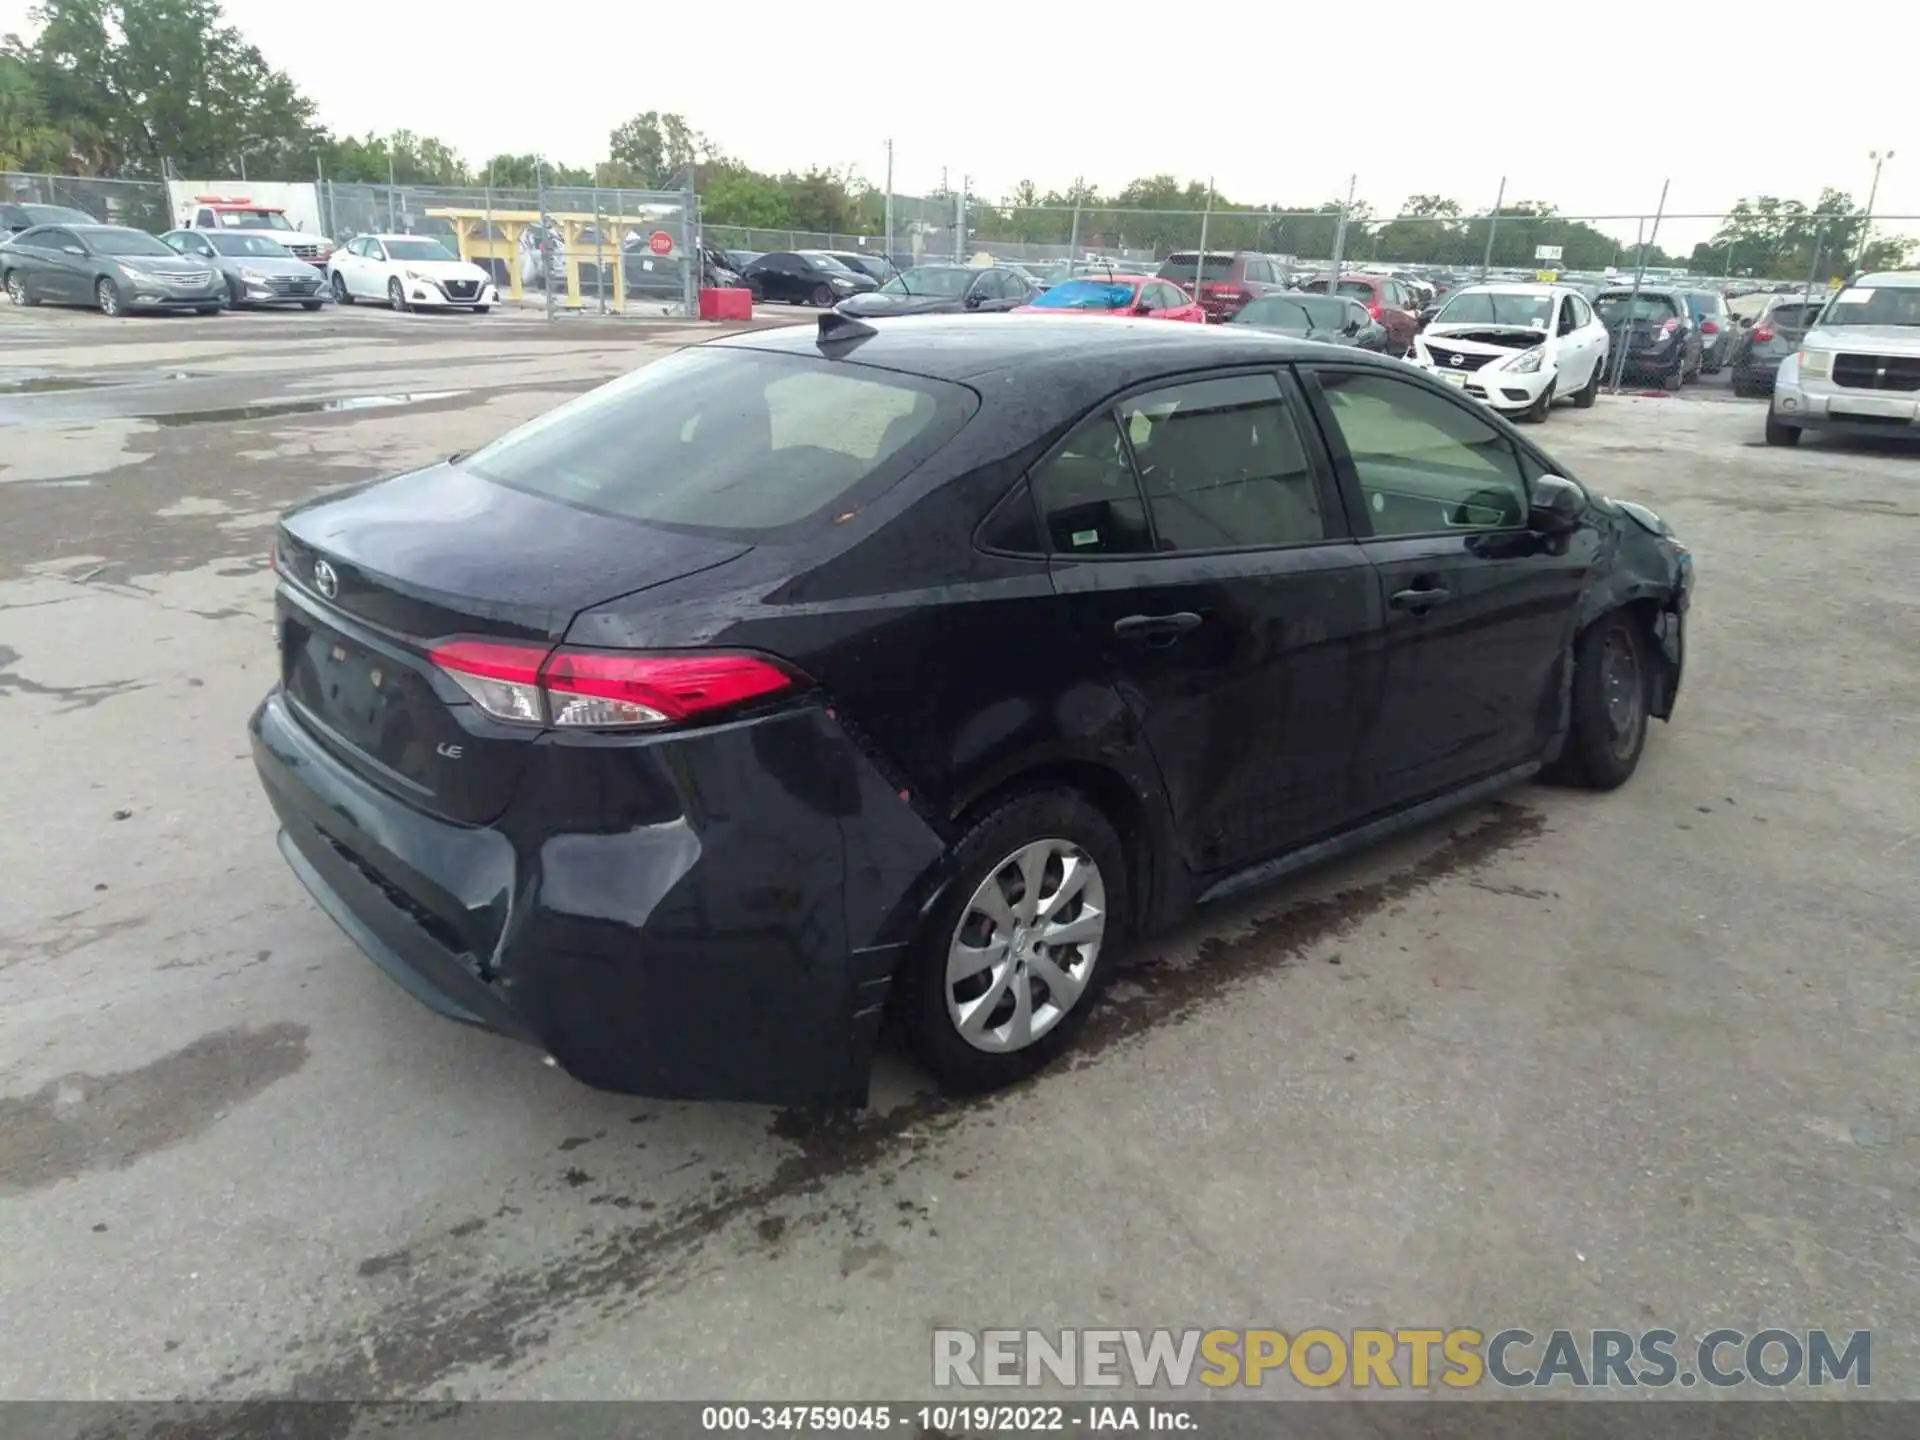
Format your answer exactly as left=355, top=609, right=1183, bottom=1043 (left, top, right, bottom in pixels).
left=1121, top=375, right=1325, bottom=552
left=1315, top=371, right=1526, bottom=536
left=464, top=348, right=972, bottom=535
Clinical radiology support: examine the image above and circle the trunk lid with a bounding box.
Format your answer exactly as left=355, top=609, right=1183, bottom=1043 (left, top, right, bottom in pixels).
left=275, top=461, right=750, bottom=823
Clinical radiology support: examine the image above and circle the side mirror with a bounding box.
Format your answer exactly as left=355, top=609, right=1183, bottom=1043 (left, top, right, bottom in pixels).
left=1528, top=474, right=1586, bottom=535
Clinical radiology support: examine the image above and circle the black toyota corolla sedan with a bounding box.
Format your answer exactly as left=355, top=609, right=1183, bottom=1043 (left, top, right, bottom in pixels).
left=253, top=313, right=1693, bottom=1106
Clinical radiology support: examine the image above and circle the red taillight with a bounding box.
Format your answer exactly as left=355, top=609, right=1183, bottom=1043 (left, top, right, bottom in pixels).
left=1701, top=319, right=1719, bottom=335
left=1752, top=325, right=1774, bottom=343
left=429, top=639, right=799, bottom=730
left=1367, top=301, right=1383, bottom=320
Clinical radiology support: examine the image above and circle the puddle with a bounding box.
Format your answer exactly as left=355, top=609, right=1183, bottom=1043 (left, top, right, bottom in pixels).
left=0, top=376, right=120, bottom=395
left=0, top=371, right=197, bottom=395
left=144, top=390, right=467, bottom=426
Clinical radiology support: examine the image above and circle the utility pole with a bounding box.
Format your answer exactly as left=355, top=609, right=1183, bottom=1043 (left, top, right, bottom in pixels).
left=1194, top=177, right=1214, bottom=296
left=387, top=152, right=397, bottom=229
left=1327, top=173, right=1356, bottom=283
left=1479, top=175, right=1506, bottom=281
left=884, top=138, right=894, bottom=260
left=957, top=174, right=970, bottom=261
left=1854, top=148, right=1894, bottom=273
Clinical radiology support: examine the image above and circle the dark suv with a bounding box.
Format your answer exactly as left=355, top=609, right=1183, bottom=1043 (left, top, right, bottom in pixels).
left=1155, top=250, right=1291, bottom=322
left=1728, top=293, right=1826, bottom=397
left=1593, top=287, right=1702, bottom=389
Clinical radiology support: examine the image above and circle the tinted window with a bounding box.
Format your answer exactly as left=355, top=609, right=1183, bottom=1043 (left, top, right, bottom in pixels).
left=1595, top=292, right=1681, bottom=323
left=464, top=349, right=973, bottom=534
left=1769, top=302, right=1822, bottom=326
left=1316, top=371, right=1526, bottom=535
left=1121, top=375, right=1324, bottom=551
left=1337, top=279, right=1376, bottom=300
left=1031, top=414, right=1152, bottom=556
left=1233, top=297, right=1312, bottom=328
left=977, top=479, right=1045, bottom=554
left=1157, top=253, right=1236, bottom=282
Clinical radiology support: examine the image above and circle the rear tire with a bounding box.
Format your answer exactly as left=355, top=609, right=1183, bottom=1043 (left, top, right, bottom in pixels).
left=1545, top=612, right=1649, bottom=790
left=1573, top=355, right=1602, bottom=408
left=1764, top=412, right=1802, bottom=446
left=900, top=789, right=1128, bottom=1093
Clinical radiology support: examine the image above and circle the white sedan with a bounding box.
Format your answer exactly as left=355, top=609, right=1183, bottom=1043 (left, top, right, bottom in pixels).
left=327, top=233, right=498, bottom=313
left=1409, top=283, right=1610, bottom=422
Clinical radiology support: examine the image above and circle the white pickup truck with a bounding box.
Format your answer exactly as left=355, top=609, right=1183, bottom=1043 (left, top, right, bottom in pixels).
left=177, top=196, right=334, bottom=268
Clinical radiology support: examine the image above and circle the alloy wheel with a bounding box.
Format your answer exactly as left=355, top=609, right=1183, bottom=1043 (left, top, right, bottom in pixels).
left=945, top=838, right=1107, bottom=1054
left=97, top=280, right=120, bottom=317
left=5, top=273, right=24, bottom=306
left=1602, top=627, right=1645, bottom=760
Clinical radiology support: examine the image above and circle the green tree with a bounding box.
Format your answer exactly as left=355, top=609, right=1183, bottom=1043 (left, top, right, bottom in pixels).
left=0, top=51, right=74, bottom=170
left=607, top=110, right=718, bottom=190
left=8, top=0, right=319, bottom=177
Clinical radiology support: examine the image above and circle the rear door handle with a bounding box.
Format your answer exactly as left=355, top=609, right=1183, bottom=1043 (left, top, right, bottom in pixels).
left=1389, top=587, right=1452, bottom=610
left=1113, top=612, right=1203, bottom=639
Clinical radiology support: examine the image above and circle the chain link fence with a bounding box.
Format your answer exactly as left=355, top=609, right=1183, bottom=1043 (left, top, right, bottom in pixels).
left=319, top=180, right=702, bottom=316
left=0, top=171, right=171, bottom=233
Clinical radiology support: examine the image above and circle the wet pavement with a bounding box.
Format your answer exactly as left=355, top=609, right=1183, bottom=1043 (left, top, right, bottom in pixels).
left=1, top=302, right=1915, bottom=1402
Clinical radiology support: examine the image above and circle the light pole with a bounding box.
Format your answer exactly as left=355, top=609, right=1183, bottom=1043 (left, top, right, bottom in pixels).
left=1854, top=148, right=1894, bottom=272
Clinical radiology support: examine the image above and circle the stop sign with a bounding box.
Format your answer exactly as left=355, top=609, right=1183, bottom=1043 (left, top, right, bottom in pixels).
left=648, top=230, right=674, bottom=256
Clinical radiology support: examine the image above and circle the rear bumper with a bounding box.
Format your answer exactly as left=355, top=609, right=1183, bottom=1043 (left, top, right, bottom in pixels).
left=252, top=688, right=949, bottom=1105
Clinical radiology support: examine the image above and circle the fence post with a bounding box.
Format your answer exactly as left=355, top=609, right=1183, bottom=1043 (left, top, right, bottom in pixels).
left=1479, top=176, right=1505, bottom=282
left=593, top=186, right=606, bottom=315
left=684, top=187, right=700, bottom=318
left=884, top=138, right=894, bottom=262
left=1802, top=220, right=1828, bottom=312
left=1328, top=174, right=1355, bottom=281
left=538, top=165, right=554, bottom=323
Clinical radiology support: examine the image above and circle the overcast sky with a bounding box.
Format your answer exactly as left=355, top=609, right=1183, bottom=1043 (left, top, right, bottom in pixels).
left=5, top=0, right=1914, bottom=252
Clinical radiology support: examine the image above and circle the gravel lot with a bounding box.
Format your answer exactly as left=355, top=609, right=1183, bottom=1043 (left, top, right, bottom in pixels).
left=1, top=303, right=1915, bottom=1403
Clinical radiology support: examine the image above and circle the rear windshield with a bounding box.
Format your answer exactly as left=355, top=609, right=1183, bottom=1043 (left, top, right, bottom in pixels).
left=1031, top=279, right=1137, bottom=309
left=1336, top=279, right=1377, bottom=299
left=1299, top=296, right=1350, bottom=327
left=1231, top=296, right=1312, bottom=328
left=462, top=348, right=974, bottom=534
left=1595, top=292, right=1680, bottom=323
left=1157, top=253, right=1235, bottom=282
left=1769, top=302, right=1823, bottom=327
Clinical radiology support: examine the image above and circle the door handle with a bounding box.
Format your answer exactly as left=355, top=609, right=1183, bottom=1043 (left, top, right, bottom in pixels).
left=1389, top=587, right=1452, bottom=610
left=1113, top=612, right=1203, bottom=639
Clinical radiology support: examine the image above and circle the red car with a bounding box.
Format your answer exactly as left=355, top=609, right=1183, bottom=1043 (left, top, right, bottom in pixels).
left=1012, top=275, right=1204, bottom=322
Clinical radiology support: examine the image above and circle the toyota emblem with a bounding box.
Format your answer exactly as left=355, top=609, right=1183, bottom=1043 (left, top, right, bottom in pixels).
left=313, top=558, right=338, bottom=599
left=1449, top=353, right=1464, bottom=367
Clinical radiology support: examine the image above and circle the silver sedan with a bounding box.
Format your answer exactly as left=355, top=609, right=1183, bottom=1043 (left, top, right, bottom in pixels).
left=161, top=229, right=330, bottom=310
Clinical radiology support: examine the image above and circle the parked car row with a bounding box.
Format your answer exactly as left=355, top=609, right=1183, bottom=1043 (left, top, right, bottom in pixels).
left=2, top=220, right=497, bottom=316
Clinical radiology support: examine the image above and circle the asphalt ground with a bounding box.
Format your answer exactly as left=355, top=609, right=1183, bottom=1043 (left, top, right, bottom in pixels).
left=1, top=301, right=1914, bottom=1404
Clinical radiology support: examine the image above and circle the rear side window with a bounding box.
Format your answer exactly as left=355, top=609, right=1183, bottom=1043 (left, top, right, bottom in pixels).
left=1121, top=375, right=1324, bottom=551
left=1032, top=415, right=1153, bottom=555
left=464, top=348, right=974, bottom=535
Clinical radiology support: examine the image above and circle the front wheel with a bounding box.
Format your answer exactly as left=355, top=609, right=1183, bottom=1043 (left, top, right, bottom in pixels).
left=1546, top=612, right=1650, bottom=790
left=901, top=790, right=1127, bottom=1093
left=96, top=278, right=123, bottom=317
left=1573, top=355, right=1603, bottom=408
left=1519, top=379, right=1556, bottom=423
left=331, top=272, right=353, bottom=304
left=388, top=278, right=408, bottom=312
left=1764, top=412, right=1802, bottom=446
left=811, top=283, right=835, bottom=307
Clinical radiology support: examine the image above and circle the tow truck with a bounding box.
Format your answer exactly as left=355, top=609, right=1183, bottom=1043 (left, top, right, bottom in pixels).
left=178, top=196, right=333, bottom=268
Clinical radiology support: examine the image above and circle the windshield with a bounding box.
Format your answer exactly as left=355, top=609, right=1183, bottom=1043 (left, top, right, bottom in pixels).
left=1231, top=297, right=1312, bottom=329
left=1030, top=279, right=1138, bottom=310
left=217, top=209, right=294, bottom=230
left=1814, top=284, right=1920, bottom=328
left=88, top=228, right=175, bottom=257
left=463, top=348, right=973, bottom=534
left=384, top=238, right=457, bottom=261
left=880, top=267, right=973, bottom=298
left=1435, top=291, right=1554, bottom=327
left=1595, top=292, right=1680, bottom=324
left=208, top=233, right=294, bottom=258
left=25, top=204, right=96, bottom=225
left=1157, top=253, right=1235, bottom=283
left=798, top=251, right=856, bottom=274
